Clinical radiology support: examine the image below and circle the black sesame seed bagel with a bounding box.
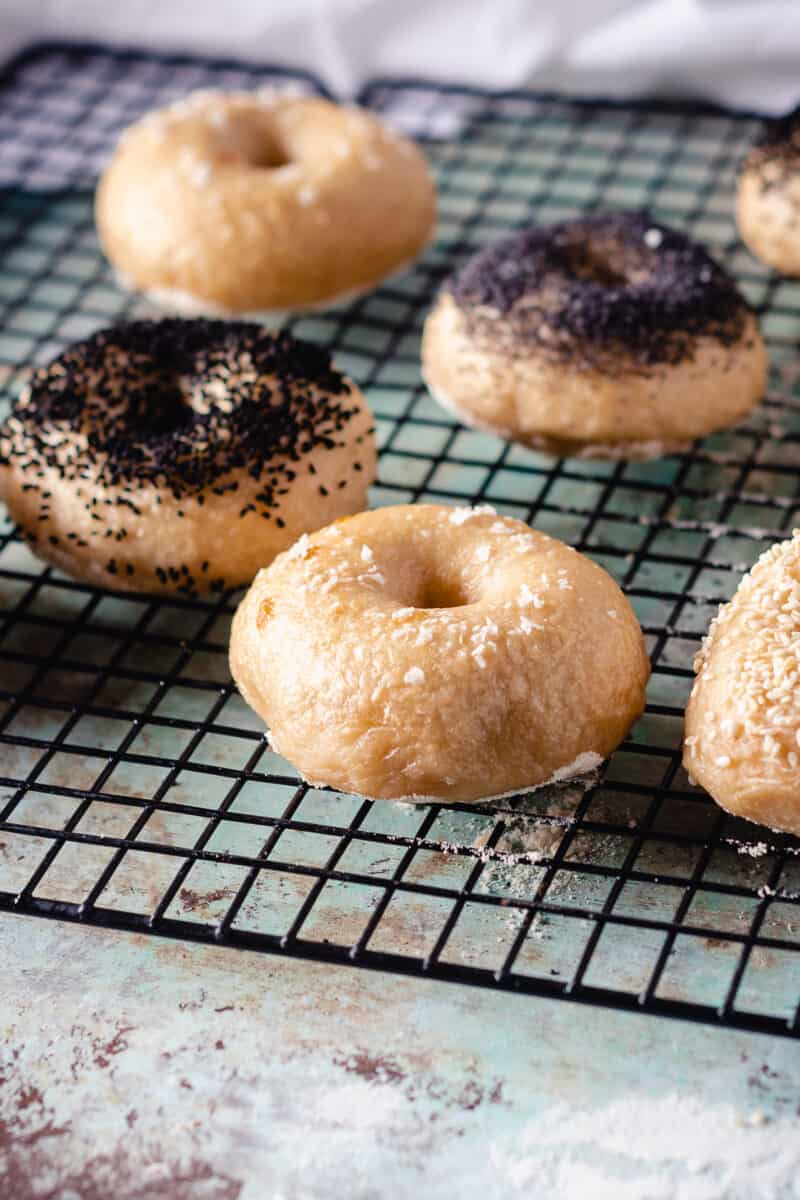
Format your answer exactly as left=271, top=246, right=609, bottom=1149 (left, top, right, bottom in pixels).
left=96, top=90, right=436, bottom=316
left=422, top=212, right=767, bottom=460
left=230, top=503, right=650, bottom=804
left=737, top=108, right=800, bottom=274
left=0, top=319, right=376, bottom=596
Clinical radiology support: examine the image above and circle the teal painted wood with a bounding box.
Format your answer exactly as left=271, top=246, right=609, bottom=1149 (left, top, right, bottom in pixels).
left=2, top=913, right=800, bottom=1199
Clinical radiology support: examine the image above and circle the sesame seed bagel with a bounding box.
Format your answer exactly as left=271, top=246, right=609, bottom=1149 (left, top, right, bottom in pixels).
left=737, top=108, right=800, bottom=275
left=0, top=319, right=375, bottom=596
left=229, top=503, right=650, bottom=804
left=96, top=90, right=436, bottom=315
left=684, top=532, right=800, bottom=835
left=422, top=212, right=767, bottom=460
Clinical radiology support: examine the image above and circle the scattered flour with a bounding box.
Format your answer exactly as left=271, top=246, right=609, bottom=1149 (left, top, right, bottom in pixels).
left=490, top=1093, right=800, bottom=1200
left=471, top=763, right=603, bottom=934
left=2, top=1000, right=799, bottom=1200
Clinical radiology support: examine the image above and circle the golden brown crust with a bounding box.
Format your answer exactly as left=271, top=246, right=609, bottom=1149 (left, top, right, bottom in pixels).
left=96, top=91, right=436, bottom=313
left=422, top=293, right=767, bottom=458
left=684, top=532, right=800, bottom=834
left=229, top=504, right=650, bottom=804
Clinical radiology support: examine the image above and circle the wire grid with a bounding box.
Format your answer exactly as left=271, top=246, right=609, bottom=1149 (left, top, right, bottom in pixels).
left=1, top=43, right=800, bottom=1039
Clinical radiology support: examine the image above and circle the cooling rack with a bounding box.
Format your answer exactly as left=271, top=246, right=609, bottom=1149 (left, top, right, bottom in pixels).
left=1, top=42, right=799, bottom=1039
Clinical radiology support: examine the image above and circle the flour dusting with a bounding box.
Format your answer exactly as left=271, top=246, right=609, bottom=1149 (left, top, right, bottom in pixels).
left=491, top=1093, right=800, bottom=1200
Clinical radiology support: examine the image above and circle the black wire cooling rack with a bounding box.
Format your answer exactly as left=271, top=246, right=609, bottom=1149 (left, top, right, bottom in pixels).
left=1, top=42, right=800, bottom=1039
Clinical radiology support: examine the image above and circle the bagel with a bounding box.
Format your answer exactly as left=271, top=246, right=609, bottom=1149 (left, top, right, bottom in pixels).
left=96, top=89, right=436, bottom=315
left=684, top=531, right=800, bottom=835
left=737, top=107, right=800, bottom=275
left=0, top=318, right=375, bottom=596
left=422, top=211, right=767, bottom=460
left=229, top=503, right=650, bottom=804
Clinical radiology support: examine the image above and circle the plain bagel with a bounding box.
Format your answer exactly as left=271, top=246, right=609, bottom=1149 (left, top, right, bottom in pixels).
left=229, top=503, right=651, bottom=804
left=737, top=107, right=800, bottom=275
left=96, top=89, right=436, bottom=315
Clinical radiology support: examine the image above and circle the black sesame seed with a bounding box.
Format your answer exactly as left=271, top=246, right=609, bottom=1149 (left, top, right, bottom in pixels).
left=0, top=319, right=362, bottom=551
left=447, top=211, right=749, bottom=369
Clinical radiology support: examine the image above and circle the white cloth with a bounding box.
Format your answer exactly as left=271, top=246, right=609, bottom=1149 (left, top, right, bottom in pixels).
left=0, top=0, right=797, bottom=112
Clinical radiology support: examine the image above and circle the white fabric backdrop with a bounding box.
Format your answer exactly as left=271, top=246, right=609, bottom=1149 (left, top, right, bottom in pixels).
left=0, top=0, right=797, bottom=112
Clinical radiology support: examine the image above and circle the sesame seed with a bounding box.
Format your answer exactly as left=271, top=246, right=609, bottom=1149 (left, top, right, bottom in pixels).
left=690, top=532, right=800, bottom=764
left=449, top=213, right=747, bottom=369
left=519, top=615, right=540, bottom=634
left=287, top=533, right=311, bottom=560
left=0, top=319, right=362, bottom=588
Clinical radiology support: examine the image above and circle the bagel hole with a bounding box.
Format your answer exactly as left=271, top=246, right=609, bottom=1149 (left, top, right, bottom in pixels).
left=137, top=385, right=193, bottom=436
left=250, top=133, right=291, bottom=170
left=218, top=114, right=291, bottom=169
left=417, top=575, right=471, bottom=609
left=563, top=243, right=627, bottom=288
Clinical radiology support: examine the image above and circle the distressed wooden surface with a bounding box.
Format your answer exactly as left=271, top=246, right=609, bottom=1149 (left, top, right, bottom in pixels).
left=2, top=912, right=800, bottom=1199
